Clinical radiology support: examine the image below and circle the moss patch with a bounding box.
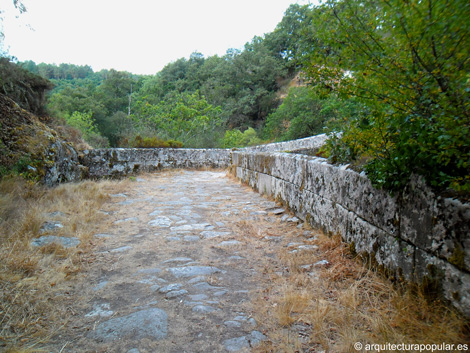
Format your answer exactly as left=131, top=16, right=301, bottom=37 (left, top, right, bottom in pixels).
left=449, top=243, right=466, bottom=271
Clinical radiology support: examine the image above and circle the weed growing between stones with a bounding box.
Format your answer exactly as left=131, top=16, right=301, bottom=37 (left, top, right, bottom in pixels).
left=0, top=177, right=128, bottom=351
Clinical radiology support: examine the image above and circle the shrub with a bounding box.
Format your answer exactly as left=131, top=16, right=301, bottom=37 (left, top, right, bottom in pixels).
left=223, top=127, right=262, bottom=148
left=124, top=135, right=183, bottom=148
left=299, top=0, right=470, bottom=195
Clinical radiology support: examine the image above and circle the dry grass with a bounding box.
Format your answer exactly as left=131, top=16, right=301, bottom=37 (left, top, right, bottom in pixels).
left=248, top=228, right=469, bottom=353
left=211, top=174, right=468, bottom=352
left=0, top=176, right=129, bottom=351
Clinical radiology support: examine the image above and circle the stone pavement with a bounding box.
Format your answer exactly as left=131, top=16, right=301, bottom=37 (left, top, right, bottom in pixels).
left=52, top=170, right=316, bottom=352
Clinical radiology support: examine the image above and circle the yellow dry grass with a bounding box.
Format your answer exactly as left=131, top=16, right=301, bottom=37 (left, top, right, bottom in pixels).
left=0, top=176, right=129, bottom=351
left=249, top=229, right=469, bottom=353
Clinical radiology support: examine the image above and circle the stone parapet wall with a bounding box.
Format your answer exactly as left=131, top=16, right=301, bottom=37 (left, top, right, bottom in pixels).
left=231, top=150, right=470, bottom=317
left=60, top=135, right=469, bottom=317
left=240, top=134, right=327, bottom=153
left=80, top=148, right=231, bottom=178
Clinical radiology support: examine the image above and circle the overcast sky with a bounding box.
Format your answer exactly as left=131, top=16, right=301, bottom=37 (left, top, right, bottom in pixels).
left=1, top=0, right=314, bottom=75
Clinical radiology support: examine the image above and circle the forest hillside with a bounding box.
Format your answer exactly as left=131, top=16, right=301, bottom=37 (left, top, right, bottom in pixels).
left=1, top=1, right=469, bottom=197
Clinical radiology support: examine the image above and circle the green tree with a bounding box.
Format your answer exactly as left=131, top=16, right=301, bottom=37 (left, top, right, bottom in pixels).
left=131, top=91, right=223, bottom=148
left=264, top=4, right=318, bottom=70
left=65, top=111, right=108, bottom=147
left=264, top=86, right=362, bottom=141
left=301, top=0, right=470, bottom=193
left=66, top=111, right=96, bottom=137
left=223, top=127, right=262, bottom=148
left=200, top=39, right=286, bottom=128
left=95, top=69, right=135, bottom=116
left=47, top=84, right=107, bottom=123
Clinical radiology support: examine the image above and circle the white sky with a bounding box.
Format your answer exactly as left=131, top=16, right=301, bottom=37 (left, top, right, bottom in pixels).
left=1, top=0, right=314, bottom=75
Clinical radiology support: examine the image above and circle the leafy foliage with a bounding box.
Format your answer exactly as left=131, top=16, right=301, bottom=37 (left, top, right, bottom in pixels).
left=264, top=86, right=364, bottom=141
left=64, top=111, right=108, bottom=148
left=223, top=128, right=263, bottom=148
left=20, top=35, right=291, bottom=147
left=137, top=41, right=286, bottom=129
left=121, top=135, right=183, bottom=148
left=299, top=0, right=470, bottom=193
left=14, top=7, right=322, bottom=149
left=263, top=4, right=320, bottom=69
left=131, top=91, right=223, bottom=148
left=5, top=0, right=469, bottom=197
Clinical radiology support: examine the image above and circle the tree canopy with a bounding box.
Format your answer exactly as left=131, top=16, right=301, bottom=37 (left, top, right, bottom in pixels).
left=296, top=0, right=470, bottom=193
left=3, top=1, right=468, bottom=196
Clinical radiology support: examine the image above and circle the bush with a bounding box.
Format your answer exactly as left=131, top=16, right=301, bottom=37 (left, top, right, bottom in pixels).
left=64, top=111, right=109, bottom=148
left=264, top=86, right=365, bottom=142
left=299, top=0, right=470, bottom=195
left=223, top=127, right=262, bottom=148
left=122, top=135, right=183, bottom=148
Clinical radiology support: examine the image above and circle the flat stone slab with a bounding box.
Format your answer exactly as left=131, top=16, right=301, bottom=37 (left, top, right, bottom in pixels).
left=187, top=276, right=206, bottom=284
left=188, top=293, right=209, bottom=301
left=118, top=200, right=136, bottom=205
left=167, top=266, right=222, bottom=278
left=200, top=231, right=231, bottom=239
left=94, top=233, right=114, bottom=238
left=31, top=235, right=80, bottom=248
left=191, top=281, right=224, bottom=291
left=250, top=210, right=268, bottom=216
left=289, top=244, right=319, bottom=253
left=165, top=289, right=188, bottom=298
left=114, top=217, right=139, bottom=224
left=109, top=246, right=133, bottom=253
left=90, top=308, right=168, bottom=342
left=224, top=320, right=242, bottom=328
left=223, top=336, right=249, bottom=351
left=268, top=208, right=285, bottom=215
left=192, top=305, right=217, bottom=313
left=93, top=281, right=108, bottom=291
left=170, top=223, right=211, bottom=232
left=39, top=221, right=64, bottom=234
left=229, top=255, right=245, bottom=260
left=110, top=193, right=127, bottom=198
left=162, top=257, right=193, bottom=264
left=223, top=331, right=267, bottom=351
left=213, top=290, right=228, bottom=297
left=148, top=216, right=173, bottom=227
left=85, top=303, right=114, bottom=318
left=219, top=240, right=242, bottom=247
left=159, top=283, right=183, bottom=293
left=166, top=236, right=181, bottom=241
left=183, top=235, right=200, bottom=242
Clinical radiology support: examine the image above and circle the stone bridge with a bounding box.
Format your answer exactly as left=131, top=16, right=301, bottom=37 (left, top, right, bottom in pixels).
left=54, top=134, right=470, bottom=318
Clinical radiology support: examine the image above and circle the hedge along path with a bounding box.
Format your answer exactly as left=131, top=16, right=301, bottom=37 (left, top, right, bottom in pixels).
left=42, top=169, right=319, bottom=352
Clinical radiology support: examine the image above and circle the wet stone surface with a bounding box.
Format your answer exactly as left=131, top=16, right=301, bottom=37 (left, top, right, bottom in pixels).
left=47, top=170, right=316, bottom=352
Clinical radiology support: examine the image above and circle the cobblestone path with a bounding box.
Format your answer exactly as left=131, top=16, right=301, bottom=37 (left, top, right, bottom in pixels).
left=52, top=170, right=315, bottom=352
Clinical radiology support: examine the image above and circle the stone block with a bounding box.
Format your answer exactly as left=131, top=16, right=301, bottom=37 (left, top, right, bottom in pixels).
left=433, top=196, right=470, bottom=272
left=415, top=249, right=470, bottom=318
